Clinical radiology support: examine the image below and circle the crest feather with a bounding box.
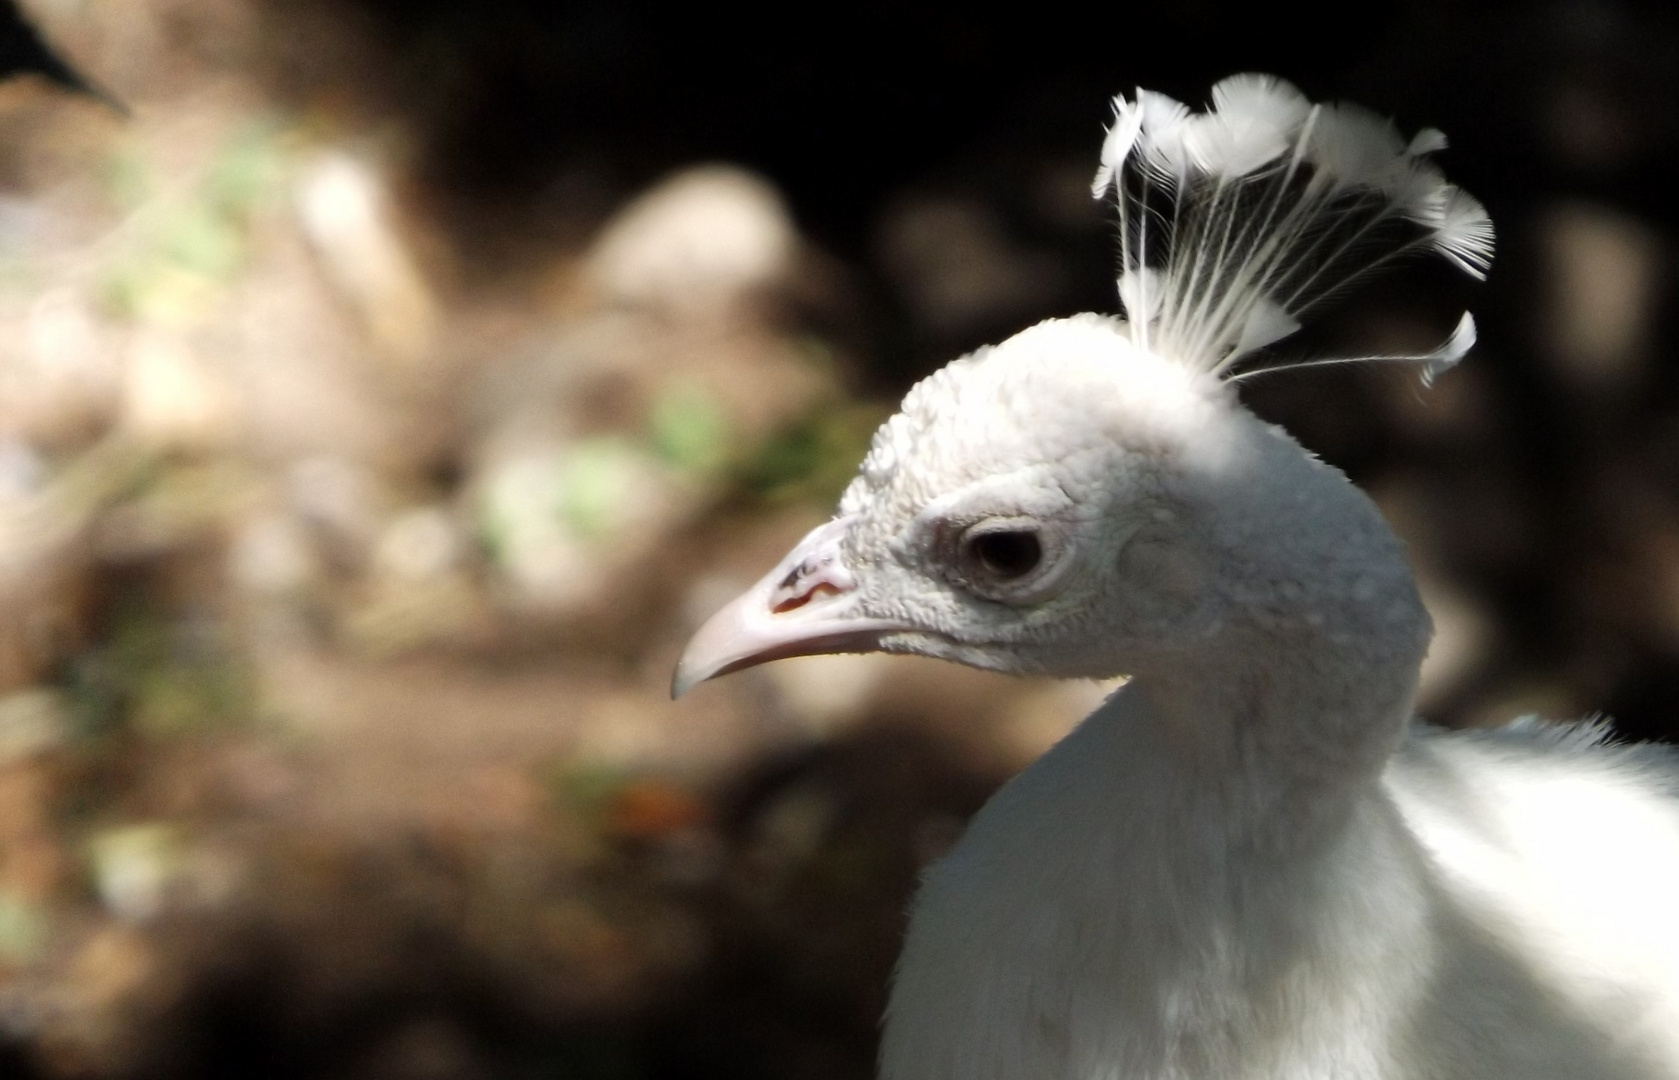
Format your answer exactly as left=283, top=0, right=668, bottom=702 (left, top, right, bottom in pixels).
left=1092, top=74, right=1495, bottom=379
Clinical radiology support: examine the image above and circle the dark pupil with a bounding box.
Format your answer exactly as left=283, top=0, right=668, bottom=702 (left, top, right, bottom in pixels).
left=969, top=530, right=1042, bottom=579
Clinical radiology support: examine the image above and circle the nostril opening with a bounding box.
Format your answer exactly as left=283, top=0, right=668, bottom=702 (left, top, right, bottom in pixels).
left=772, top=582, right=842, bottom=614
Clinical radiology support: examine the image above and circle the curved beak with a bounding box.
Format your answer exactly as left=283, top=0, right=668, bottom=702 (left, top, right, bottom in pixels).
left=671, top=516, right=910, bottom=698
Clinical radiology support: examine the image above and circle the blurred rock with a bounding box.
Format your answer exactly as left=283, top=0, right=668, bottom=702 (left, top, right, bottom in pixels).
left=0, top=441, right=46, bottom=505
left=462, top=164, right=839, bottom=638
left=1539, top=200, right=1663, bottom=394
left=87, top=824, right=187, bottom=924
left=119, top=328, right=239, bottom=450
left=288, top=455, right=382, bottom=560
left=0, top=690, right=70, bottom=767
left=584, top=165, right=795, bottom=319
left=373, top=506, right=463, bottom=583
left=476, top=437, right=692, bottom=618
left=1, top=288, right=121, bottom=449
left=295, top=150, right=440, bottom=367
left=229, top=511, right=319, bottom=598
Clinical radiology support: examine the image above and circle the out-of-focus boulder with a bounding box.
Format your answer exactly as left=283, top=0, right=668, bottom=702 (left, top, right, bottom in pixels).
left=584, top=165, right=796, bottom=320
left=295, top=150, right=440, bottom=368
left=462, top=165, right=840, bottom=636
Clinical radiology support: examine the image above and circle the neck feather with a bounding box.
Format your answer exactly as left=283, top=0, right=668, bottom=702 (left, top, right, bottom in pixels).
left=1130, top=441, right=1431, bottom=854
left=1130, top=617, right=1422, bottom=859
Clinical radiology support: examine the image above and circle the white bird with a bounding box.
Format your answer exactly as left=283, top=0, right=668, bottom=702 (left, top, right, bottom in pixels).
left=673, top=75, right=1679, bottom=1080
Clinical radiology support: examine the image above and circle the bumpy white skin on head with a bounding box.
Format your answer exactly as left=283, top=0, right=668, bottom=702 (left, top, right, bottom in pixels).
left=840, top=317, right=1679, bottom=1079
left=837, top=314, right=1427, bottom=709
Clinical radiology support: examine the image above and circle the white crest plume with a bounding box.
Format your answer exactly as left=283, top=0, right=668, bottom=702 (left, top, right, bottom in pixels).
left=1091, top=74, right=1495, bottom=379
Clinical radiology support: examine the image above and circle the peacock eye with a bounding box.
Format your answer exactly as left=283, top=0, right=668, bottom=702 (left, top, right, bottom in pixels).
left=921, top=511, right=1073, bottom=605
left=965, top=529, right=1043, bottom=580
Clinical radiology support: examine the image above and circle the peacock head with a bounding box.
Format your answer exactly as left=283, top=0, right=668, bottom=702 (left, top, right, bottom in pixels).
left=672, top=314, right=1420, bottom=696
left=673, top=74, right=1487, bottom=698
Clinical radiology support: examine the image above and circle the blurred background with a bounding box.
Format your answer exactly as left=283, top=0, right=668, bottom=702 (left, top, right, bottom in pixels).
left=0, top=1, right=1673, bottom=1076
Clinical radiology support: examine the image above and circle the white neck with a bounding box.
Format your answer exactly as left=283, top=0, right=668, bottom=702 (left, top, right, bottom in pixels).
left=881, top=534, right=1436, bottom=1080
left=1130, top=609, right=1424, bottom=859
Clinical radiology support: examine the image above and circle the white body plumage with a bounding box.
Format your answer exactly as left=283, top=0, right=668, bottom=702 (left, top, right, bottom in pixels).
left=674, top=76, right=1679, bottom=1080
left=887, top=706, right=1679, bottom=1079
